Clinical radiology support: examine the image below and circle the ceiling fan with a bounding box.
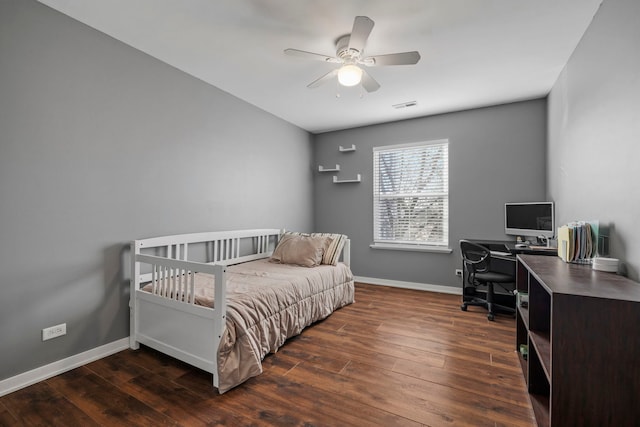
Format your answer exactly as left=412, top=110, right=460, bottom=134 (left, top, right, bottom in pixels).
left=284, top=16, right=421, bottom=93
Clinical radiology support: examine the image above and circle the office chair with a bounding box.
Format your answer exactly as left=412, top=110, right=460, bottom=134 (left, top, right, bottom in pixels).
left=459, top=240, right=516, bottom=321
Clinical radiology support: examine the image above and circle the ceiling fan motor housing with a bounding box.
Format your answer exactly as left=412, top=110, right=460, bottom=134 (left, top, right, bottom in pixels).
left=336, top=35, right=361, bottom=60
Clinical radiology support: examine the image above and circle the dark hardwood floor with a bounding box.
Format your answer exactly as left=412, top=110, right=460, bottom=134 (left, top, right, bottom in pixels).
left=0, top=283, right=535, bottom=426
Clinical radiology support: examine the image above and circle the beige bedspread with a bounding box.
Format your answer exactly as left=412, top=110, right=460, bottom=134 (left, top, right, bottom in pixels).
left=143, top=258, right=354, bottom=393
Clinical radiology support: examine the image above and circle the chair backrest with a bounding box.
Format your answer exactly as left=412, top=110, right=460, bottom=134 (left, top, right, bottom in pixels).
left=460, top=240, right=491, bottom=275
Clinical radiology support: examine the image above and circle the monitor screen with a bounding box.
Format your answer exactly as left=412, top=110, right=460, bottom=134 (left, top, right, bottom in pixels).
left=505, top=202, right=554, bottom=238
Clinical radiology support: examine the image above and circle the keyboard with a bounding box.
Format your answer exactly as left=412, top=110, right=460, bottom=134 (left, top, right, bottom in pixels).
left=490, top=250, right=512, bottom=257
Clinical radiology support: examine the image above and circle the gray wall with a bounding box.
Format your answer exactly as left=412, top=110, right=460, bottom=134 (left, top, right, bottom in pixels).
left=547, top=0, right=640, bottom=280
left=314, top=100, right=547, bottom=287
left=0, top=0, right=313, bottom=381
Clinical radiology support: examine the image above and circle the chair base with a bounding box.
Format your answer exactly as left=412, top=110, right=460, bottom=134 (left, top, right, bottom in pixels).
left=461, top=297, right=515, bottom=321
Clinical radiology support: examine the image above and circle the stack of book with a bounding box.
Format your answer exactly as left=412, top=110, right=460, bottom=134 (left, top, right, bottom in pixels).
left=557, top=221, right=601, bottom=263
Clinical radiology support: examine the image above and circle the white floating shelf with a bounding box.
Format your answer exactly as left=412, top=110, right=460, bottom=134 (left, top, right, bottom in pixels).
left=339, top=144, right=356, bottom=152
left=318, top=164, right=340, bottom=172
left=333, top=174, right=361, bottom=184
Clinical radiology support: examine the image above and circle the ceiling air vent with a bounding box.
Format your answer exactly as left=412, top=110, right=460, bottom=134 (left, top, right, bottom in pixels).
left=392, top=101, right=417, bottom=109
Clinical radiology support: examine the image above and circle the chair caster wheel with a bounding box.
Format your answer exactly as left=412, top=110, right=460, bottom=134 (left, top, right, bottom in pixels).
left=460, top=304, right=467, bottom=311
left=487, top=313, right=495, bottom=321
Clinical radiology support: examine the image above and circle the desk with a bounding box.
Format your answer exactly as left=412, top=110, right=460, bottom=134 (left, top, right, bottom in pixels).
left=461, top=239, right=556, bottom=311
left=467, top=238, right=558, bottom=257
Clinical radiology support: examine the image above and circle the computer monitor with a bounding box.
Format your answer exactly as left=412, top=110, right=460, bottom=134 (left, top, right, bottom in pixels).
left=505, top=202, right=555, bottom=238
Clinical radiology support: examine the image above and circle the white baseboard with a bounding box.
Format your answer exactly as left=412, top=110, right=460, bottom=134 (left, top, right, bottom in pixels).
left=0, top=337, right=129, bottom=397
left=0, top=279, right=457, bottom=397
left=355, top=276, right=462, bottom=295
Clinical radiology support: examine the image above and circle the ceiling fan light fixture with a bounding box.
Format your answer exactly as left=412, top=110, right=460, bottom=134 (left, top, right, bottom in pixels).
left=337, top=64, right=363, bottom=87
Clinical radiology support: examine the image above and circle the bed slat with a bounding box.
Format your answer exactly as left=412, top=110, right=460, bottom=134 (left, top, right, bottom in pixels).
left=189, top=271, right=195, bottom=304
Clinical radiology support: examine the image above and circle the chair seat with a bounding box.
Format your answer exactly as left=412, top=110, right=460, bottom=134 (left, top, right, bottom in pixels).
left=475, top=271, right=514, bottom=283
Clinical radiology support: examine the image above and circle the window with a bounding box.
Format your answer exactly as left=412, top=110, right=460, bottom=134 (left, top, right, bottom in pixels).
left=372, top=139, right=449, bottom=249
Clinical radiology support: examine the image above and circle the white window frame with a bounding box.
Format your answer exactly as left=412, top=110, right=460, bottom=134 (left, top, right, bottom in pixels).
left=371, top=139, right=450, bottom=253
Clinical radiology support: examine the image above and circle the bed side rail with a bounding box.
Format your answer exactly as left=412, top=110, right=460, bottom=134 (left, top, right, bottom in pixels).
left=134, top=254, right=218, bottom=303
left=130, top=251, right=229, bottom=353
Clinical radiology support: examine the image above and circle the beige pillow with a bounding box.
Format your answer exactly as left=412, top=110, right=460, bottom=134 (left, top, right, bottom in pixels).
left=313, top=233, right=346, bottom=266
left=281, top=231, right=346, bottom=266
left=270, top=234, right=328, bottom=267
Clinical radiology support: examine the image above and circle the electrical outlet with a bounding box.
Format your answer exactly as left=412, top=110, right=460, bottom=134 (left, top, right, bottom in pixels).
left=42, top=323, right=66, bottom=341
left=455, top=269, right=463, bottom=277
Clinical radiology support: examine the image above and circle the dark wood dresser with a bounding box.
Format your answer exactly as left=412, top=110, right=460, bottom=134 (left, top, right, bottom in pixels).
left=515, top=255, right=640, bottom=427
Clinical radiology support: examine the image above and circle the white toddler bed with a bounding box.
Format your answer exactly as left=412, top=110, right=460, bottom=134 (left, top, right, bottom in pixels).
left=129, top=229, right=354, bottom=393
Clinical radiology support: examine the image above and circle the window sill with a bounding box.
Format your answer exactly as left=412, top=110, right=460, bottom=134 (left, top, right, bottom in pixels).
left=369, top=243, right=453, bottom=254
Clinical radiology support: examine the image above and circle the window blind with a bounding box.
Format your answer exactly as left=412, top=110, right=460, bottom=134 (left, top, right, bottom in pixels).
left=373, top=140, right=449, bottom=247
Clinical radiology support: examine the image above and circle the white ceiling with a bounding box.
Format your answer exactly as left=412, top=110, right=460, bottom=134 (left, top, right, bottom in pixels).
left=38, top=0, right=602, bottom=134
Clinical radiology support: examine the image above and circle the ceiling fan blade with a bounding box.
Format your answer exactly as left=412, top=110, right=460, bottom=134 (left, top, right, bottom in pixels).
left=361, top=70, right=380, bottom=93
left=363, top=51, right=421, bottom=66
left=284, top=48, right=341, bottom=63
left=307, top=69, right=339, bottom=88
left=348, top=16, right=374, bottom=53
